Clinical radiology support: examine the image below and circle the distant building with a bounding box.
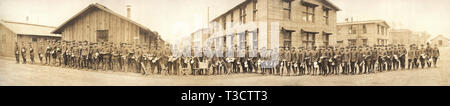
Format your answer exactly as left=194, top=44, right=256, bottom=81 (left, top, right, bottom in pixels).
left=416, top=31, right=431, bottom=45
left=190, top=28, right=211, bottom=49
left=209, top=0, right=341, bottom=50
left=430, top=35, right=449, bottom=47
left=0, top=20, right=61, bottom=57
left=337, top=20, right=390, bottom=47
left=52, top=3, right=163, bottom=48
left=390, top=29, right=419, bottom=46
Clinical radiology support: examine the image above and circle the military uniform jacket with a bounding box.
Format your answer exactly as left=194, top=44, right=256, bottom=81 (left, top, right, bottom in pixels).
left=432, top=48, right=439, bottom=57
left=425, top=47, right=433, bottom=56
left=29, top=47, right=34, bottom=55
left=414, top=49, right=422, bottom=58
left=350, top=50, right=357, bottom=62
left=371, top=49, right=378, bottom=60
left=408, top=49, right=415, bottom=59
left=21, top=47, right=27, bottom=55
left=72, top=46, right=80, bottom=57
left=279, top=51, right=286, bottom=61
left=292, top=51, right=298, bottom=63
left=311, top=50, right=319, bottom=62
left=46, top=45, right=52, bottom=54
left=81, top=46, right=89, bottom=56
left=285, top=51, right=292, bottom=62
left=38, top=45, right=43, bottom=54
left=298, top=51, right=305, bottom=63
left=342, top=50, right=350, bottom=63
left=15, top=46, right=19, bottom=55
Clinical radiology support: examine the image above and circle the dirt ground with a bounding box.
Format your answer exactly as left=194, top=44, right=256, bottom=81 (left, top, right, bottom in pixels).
left=1, top=47, right=449, bottom=86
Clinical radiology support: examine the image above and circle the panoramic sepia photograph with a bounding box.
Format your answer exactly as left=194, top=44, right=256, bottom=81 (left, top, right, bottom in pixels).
left=0, top=0, right=449, bottom=86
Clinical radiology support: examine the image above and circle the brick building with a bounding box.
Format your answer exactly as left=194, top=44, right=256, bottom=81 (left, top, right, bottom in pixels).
left=209, top=0, right=340, bottom=50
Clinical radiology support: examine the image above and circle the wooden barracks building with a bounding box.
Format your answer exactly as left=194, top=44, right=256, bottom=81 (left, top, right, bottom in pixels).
left=0, top=20, right=61, bottom=57
left=52, top=3, right=162, bottom=48
left=209, top=0, right=340, bottom=50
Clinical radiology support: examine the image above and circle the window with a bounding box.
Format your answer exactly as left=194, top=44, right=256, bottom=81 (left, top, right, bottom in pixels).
left=439, top=40, right=443, bottom=46
left=253, top=0, right=258, bottom=21
left=240, top=6, right=247, bottom=24
left=363, top=24, right=367, bottom=34
left=96, top=30, right=109, bottom=42
left=231, top=12, right=234, bottom=27
left=283, top=31, right=292, bottom=48
left=252, top=29, right=259, bottom=50
left=245, top=31, right=249, bottom=49
left=348, top=25, right=356, bottom=34
left=348, top=39, right=356, bottom=46
left=282, top=0, right=292, bottom=20
left=381, top=26, right=385, bottom=35
left=323, top=8, right=330, bottom=25
left=323, top=33, right=330, bottom=47
left=302, top=31, right=316, bottom=48
left=302, top=2, right=316, bottom=22
left=222, top=17, right=226, bottom=30
left=363, top=39, right=368, bottom=46
left=238, top=32, right=247, bottom=50
left=32, top=37, right=38, bottom=42
left=377, top=25, right=380, bottom=34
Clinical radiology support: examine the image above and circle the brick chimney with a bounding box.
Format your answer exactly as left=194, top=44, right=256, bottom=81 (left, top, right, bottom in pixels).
left=126, top=5, right=131, bottom=19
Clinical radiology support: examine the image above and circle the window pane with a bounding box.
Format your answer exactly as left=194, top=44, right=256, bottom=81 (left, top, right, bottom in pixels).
left=303, top=15, right=307, bottom=21
left=308, top=14, right=313, bottom=22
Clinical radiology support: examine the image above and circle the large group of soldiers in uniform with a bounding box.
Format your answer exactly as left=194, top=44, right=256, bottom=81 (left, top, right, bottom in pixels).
left=14, top=40, right=441, bottom=76
left=14, top=40, right=170, bottom=75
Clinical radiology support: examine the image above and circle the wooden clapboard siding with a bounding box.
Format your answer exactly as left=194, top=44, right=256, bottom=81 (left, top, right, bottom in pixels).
left=0, top=24, right=17, bottom=57
left=54, top=4, right=161, bottom=47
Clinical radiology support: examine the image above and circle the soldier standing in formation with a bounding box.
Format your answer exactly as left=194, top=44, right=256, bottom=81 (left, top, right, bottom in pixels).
left=111, top=43, right=120, bottom=72
left=29, top=42, right=34, bottom=64
left=15, top=42, right=20, bottom=64
left=21, top=42, right=27, bottom=64
left=432, top=45, right=440, bottom=68
left=45, top=40, right=51, bottom=65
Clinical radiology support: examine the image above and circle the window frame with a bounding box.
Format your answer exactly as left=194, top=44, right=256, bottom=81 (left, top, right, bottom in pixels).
left=302, top=31, right=316, bottom=48
left=302, top=3, right=316, bottom=23
left=323, top=7, right=330, bottom=25
left=282, top=0, right=292, bottom=20
left=240, top=6, right=247, bottom=24
left=96, top=30, right=109, bottom=42
left=253, top=0, right=258, bottom=21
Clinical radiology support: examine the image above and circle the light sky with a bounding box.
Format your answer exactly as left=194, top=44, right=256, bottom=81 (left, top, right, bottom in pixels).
left=1, top=0, right=449, bottom=43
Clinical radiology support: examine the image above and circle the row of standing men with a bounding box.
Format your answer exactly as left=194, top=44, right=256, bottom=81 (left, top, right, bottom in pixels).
left=14, top=40, right=171, bottom=75
left=14, top=40, right=440, bottom=76
left=174, top=43, right=440, bottom=76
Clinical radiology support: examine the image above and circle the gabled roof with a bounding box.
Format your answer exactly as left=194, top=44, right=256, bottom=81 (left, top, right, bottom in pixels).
left=431, top=35, right=449, bottom=41
left=337, top=20, right=391, bottom=28
left=210, top=0, right=341, bottom=22
left=0, top=19, right=60, bottom=37
left=52, top=3, right=151, bottom=34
